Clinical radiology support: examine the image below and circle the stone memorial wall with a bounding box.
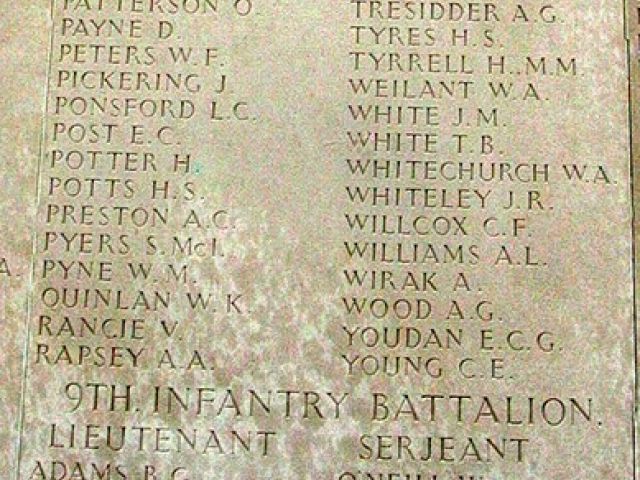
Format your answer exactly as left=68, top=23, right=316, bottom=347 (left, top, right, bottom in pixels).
left=0, top=1, right=638, bottom=479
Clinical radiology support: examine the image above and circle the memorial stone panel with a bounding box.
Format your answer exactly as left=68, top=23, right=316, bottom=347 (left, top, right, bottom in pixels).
left=0, top=1, right=637, bottom=479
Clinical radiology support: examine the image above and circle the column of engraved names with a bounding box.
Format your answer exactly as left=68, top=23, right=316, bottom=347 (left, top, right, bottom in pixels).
left=23, top=0, right=263, bottom=478
left=338, top=2, right=610, bottom=479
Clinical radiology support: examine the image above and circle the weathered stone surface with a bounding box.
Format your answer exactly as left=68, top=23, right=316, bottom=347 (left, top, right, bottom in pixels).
left=1, top=1, right=638, bottom=479
left=0, top=2, right=50, bottom=477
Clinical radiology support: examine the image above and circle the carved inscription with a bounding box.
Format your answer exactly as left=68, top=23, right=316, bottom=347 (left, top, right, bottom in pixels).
left=3, top=1, right=636, bottom=479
